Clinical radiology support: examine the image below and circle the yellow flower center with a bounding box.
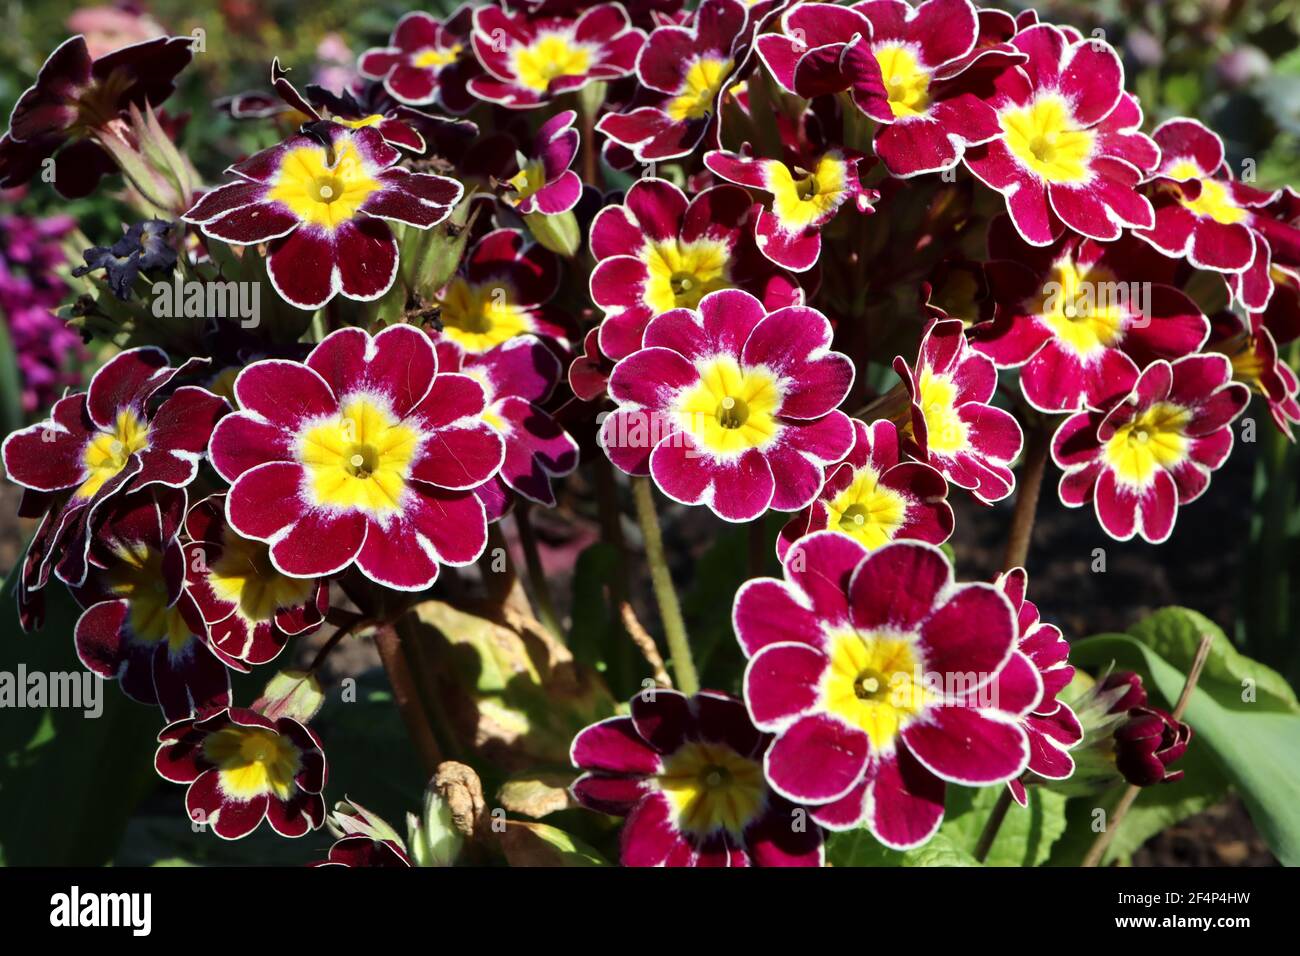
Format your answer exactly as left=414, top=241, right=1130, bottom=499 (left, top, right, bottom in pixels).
left=511, top=32, right=593, bottom=93
left=643, top=238, right=731, bottom=313
left=825, top=465, right=910, bottom=551
left=209, top=529, right=316, bottom=623
left=823, top=631, right=934, bottom=750
left=1169, top=168, right=1246, bottom=225
left=69, top=68, right=134, bottom=135
left=1102, top=401, right=1191, bottom=486
left=506, top=160, right=547, bottom=203
left=105, top=543, right=193, bottom=652
left=413, top=45, right=462, bottom=70
left=299, top=396, right=421, bottom=515
left=266, top=139, right=381, bottom=230
left=79, top=408, right=149, bottom=499
left=1034, top=260, right=1126, bottom=357
left=874, top=44, right=931, bottom=118
left=665, top=56, right=732, bottom=122
left=437, top=278, right=532, bottom=352
left=768, top=154, right=849, bottom=231
left=337, top=114, right=384, bottom=130
left=658, top=741, right=765, bottom=837
left=1222, top=332, right=1266, bottom=391
left=916, top=368, right=968, bottom=455
left=1001, top=94, right=1095, bottom=184
left=675, top=356, right=782, bottom=455
left=203, top=726, right=302, bottom=800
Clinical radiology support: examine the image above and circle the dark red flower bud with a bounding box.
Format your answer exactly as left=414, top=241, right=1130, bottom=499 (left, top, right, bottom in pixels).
left=1114, top=707, right=1192, bottom=786
left=1100, top=670, right=1148, bottom=714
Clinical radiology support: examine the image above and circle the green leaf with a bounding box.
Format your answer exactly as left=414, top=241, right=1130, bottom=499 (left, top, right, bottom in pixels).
left=498, top=820, right=610, bottom=867
left=0, top=572, right=162, bottom=865
left=941, top=785, right=1068, bottom=867
left=827, top=827, right=978, bottom=867
left=1070, top=627, right=1300, bottom=866
left=1124, top=607, right=1298, bottom=714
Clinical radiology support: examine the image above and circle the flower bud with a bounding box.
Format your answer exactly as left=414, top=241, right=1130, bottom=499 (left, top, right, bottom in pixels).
left=1099, top=670, right=1147, bottom=714
left=525, top=210, right=581, bottom=258
left=1114, top=706, right=1192, bottom=786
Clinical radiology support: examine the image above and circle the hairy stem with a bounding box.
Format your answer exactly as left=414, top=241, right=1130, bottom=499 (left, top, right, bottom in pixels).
left=631, top=476, right=698, bottom=695
left=974, top=786, right=1014, bottom=863
left=1002, top=420, right=1051, bottom=571
left=374, top=622, right=442, bottom=775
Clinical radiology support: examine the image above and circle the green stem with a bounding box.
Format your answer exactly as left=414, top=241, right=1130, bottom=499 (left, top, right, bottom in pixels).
left=631, top=477, right=698, bottom=695
left=514, top=502, right=565, bottom=641
left=1002, top=419, right=1051, bottom=572
left=973, top=787, right=1014, bottom=863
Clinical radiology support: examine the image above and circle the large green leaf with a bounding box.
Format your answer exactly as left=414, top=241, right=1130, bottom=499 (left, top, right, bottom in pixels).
left=942, top=785, right=1068, bottom=867
left=1070, top=619, right=1300, bottom=866
left=828, top=827, right=978, bottom=867
left=0, top=572, right=162, bottom=865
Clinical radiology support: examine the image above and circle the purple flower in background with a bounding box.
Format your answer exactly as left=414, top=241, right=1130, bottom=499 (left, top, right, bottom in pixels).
left=0, top=210, right=87, bottom=413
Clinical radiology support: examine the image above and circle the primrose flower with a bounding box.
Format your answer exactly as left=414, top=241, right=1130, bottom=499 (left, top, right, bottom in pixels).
left=893, top=319, right=1023, bottom=504
left=501, top=109, right=582, bottom=215
left=358, top=7, right=478, bottom=113
left=704, top=147, right=874, bottom=272
left=208, top=324, right=504, bottom=591
left=758, top=0, right=1014, bottom=178
left=433, top=334, right=580, bottom=512
left=155, top=707, right=327, bottom=840
left=597, top=0, right=746, bottom=163
left=571, top=690, right=824, bottom=866
left=1134, top=118, right=1287, bottom=311
left=432, top=228, right=571, bottom=354
left=962, top=24, right=1158, bottom=245
left=1, top=346, right=228, bottom=590
left=568, top=327, right=616, bottom=401
left=589, top=177, right=802, bottom=361
left=1051, top=354, right=1250, bottom=544
left=734, top=535, right=1032, bottom=847
left=315, top=800, right=413, bottom=867
left=1209, top=312, right=1300, bottom=440
left=181, top=122, right=462, bottom=311
left=601, top=290, right=854, bottom=522
left=777, top=419, right=953, bottom=559
left=972, top=218, right=1210, bottom=412
left=71, top=488, right=236, bottom=722
left=0, top=34, right=193, bottom=197
left=467, top=4, right=644, bottom=109
left=184, top=495, right=329, bottom=667
left=994, top=568, right=1081, bottom=805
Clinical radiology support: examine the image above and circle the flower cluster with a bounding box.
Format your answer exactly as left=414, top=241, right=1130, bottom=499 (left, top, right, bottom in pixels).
left=5, top=0, right=1292, bottom=867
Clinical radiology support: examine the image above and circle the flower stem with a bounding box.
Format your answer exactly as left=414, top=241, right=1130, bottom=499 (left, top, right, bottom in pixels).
left=631, top=476, right=698, bottom=695
left=1002, top=419, right=1051, bottom=571
left=1080, top=633, right=1214, bottom=867
left=974, top=786, right=1014, bottom=863
left=514, top=502, right=564, bottom=641
left=374, top=622, right=442, bottom=776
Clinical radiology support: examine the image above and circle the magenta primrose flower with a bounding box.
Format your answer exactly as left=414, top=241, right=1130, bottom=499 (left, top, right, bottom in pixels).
left=184, top=494, right=329, bottom=667
left=758, top=0, right=1018, bottom=178
left=589, top=177, right=802, bottom=361
left=734, top=535, right=1033, bottom=848
left=155, top=707, right=327, bottom=840
left=358, top=7, right=478, bottom=113
left=570, top=690, right=824, bottom=866
left=72, top=487, right=236, bottom=722
left=207, top=324, right=505, bottom=591
left=777, top=419, right=953, bottom=560
left=468, top=3, right=644, bottom=109
left=894, top=318, right=1023, bottom=504
left=182, top=122, right=462, bottom=311
left=1051, top=354, right=1250, bottom=544
left=972, top=217, right=1210, bottom=412
left=1134, top=118, right=1295, bottom=311
left=597, top=0, right=747, bottom=163
left=1209, top=311, right=1300, bottom=440
left=704, top=146, right=875, bottom=272
left=501, top=109, right=583, bottom=215
left=1, top=346, right=228, bottom=592
left=600, top=289, right=854, bottom=522
left=962, top=24, right=1159, bottom=245
left=433, top=227, right=572, bottom=354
